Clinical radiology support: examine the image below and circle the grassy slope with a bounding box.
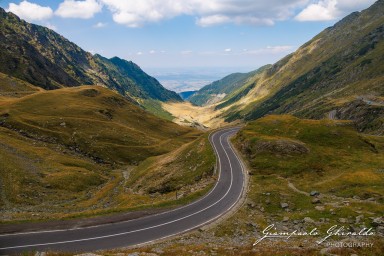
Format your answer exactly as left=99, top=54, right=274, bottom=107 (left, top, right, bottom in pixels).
left=230, top=115, right=383, bottom=231
left=102, top=115, right=384, bottom=256
left=139, top=99, right=175, bottom=121
left=188, top=70, right=260, bottom=106
left=217, top=1, right=384, bottom=134
left=0, top=86, right=196, bottom=165
left=0, top=85, right=204, bottom=223
left=0, top=72, right=43, bottom=98
left=128, top=133, right=216, bottom=195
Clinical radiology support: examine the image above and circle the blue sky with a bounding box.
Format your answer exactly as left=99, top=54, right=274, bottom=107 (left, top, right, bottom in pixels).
left=0, top=0, right=377, bottom=70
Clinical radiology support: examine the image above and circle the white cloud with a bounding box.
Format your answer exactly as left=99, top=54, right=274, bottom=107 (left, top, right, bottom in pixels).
left=295, top=0, right=376, bottom=21
left=196, top=15, right=230, bottom=27
left=56, top=0, right=102, bottom=19
left=7, top=1, right=53, bottom=21
left=100, top=0, right=309, bottom=27
left=149, top=50, right=156, bottom=54
left=224, top=48, right=232, bottom=52
left=295, top=0, right=337, bottom=21
left=137, top=51, right=143, bottom=55
left=93, top=22, right=107, bottom=28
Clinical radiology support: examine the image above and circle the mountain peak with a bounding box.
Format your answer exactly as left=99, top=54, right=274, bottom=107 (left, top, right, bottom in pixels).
left=0, top=8, right=181, bottom=102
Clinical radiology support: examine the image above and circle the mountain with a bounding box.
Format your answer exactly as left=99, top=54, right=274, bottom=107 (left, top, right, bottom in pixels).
left=0, top=7, right=181, bottom=102
left=214, top=0, right=384, bottom=134
left=179, top=91, right=197, bottom=100
left=0, top=84, right=202, bottom=221
left=188, top=69, right=264, bottom=106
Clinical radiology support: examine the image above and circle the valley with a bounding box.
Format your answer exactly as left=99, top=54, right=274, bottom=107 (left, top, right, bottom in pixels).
left=162, top=101, right=225, bottom=130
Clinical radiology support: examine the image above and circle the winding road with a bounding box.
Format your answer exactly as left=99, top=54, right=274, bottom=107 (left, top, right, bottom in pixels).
left=0, top=127, right=245, bottom=255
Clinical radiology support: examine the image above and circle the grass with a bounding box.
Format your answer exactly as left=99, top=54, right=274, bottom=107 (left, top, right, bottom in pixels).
left=215, top=4, right=384, bottom=130
left=0, top=85, right=213, bottom=223
left=127, top=132, right=216, bottom=195
left=116, top=115, right=381, bottom=256
left=10, top=115, right=384, bottom=255
left=213, top=115, right=384, bottom=236
left=0, top=72, right=42, bottom=98
left=142, top=114, right=383, bottom=255
left=139, top=99, right=175, bottom=121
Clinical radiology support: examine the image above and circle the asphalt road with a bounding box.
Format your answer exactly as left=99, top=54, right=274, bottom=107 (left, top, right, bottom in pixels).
left=0, top=127, right=245, bottom=255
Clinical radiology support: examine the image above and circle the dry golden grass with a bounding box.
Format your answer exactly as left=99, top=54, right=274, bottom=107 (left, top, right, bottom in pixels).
left=0, top=85, right=214, bottom=223
left=162, top=101, right=227, bottom=129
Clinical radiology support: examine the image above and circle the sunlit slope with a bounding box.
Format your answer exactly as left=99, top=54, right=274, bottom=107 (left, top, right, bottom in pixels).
left=0, top=72, right=43, bottom=99
left=188, top=68, right=266, bottom=106
left=231, top=115, right=384, bottom=233
left=0, top=86, right=197, bottom=165
left=215, top=1, right=383, bottom=134
left=0, top=86, right=203, bottom=222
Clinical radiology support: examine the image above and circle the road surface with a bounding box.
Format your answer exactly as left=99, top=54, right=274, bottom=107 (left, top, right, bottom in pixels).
left=0, top=127, right=245, bottom=254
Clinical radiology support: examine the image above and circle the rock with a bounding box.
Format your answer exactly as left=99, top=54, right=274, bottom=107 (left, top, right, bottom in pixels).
left=339, top=218, right=348, bottom=223
left=372, top=217, right=384, bottom=227
left=283, top=216, right=290, bottom=222
left=280, top=202, right=289, bottom=209
left=320, top=247, right=330, bottom=255
left=127, top=253, right=140, bottom=256
left=355, top=215, right=364, bottom=224
left=247, top=200, right=256, bottom=209
left=255, top=140, right=310, bottom=155
left=315, top=206, right=325, bottom=211
left=304, top=217, right=315, bottom=224
left=247, top=222, right=258, bottom=229
left=265, top=198, right=271, bottom=205
left=34, top=252, right=47, bottom=256
left=353, top=195, right=361, bottom=200
left=310, top=191, right=320, bottom=196
left=60, top=122, right=66, bottom=127
left=312, top=198, right=321, bottom=204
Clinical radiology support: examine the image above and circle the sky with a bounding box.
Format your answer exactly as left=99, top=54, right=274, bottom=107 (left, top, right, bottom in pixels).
left=0, top=0, right=377, bottom=72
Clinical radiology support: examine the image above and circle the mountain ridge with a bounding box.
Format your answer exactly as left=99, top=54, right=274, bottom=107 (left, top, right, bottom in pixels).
left=188, top=69, right=263, bottom=106
left=0, top=7, right=181, bottom=102
left=205, top=0, right=384, bottom=134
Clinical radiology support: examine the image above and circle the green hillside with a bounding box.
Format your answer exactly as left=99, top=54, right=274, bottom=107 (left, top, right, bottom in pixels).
left=232, top=115, right=384, bottom=228
left=0, top=86, right=200, bottom=222
left=216, top=0, right=384, bottom=135
left=179, top=91, right=197, bottom=100
left=0, top=7, right=181, bottom=102
left=188, top=69, right=262, bottom=106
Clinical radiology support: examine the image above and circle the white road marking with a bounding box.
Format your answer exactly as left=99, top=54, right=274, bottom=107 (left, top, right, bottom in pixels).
left=0, top=130, right=223, bottom=238
left=1, top=128, right=244, bottom=251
